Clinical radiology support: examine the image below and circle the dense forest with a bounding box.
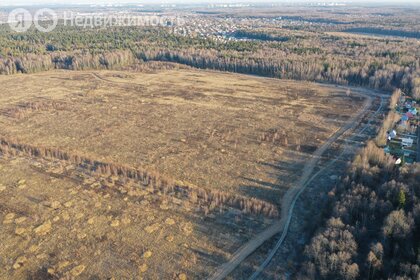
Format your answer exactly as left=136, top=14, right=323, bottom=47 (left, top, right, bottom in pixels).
left=344, top=27, right=420, bottom=39
left=297, top=90, right=420, bottom=279
left=0, top=24, right=419, bottom=98
left=230, top=30, right=290, bottom=42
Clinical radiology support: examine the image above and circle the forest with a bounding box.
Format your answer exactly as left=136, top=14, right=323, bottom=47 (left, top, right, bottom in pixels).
left=297, top=90, right=420, bottom=279
left=0, top=24, right=419, bottom=99
left=344, top=27, right=420, bottom=39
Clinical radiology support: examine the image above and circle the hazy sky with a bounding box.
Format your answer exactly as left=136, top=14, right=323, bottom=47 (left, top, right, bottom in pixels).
left=1, top=0, right=419, bottom=5
left=1, top=0, right=420, bottom=5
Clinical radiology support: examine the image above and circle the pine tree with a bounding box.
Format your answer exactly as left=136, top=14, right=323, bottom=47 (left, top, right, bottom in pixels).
left=398, top=189, right=406, bottom=209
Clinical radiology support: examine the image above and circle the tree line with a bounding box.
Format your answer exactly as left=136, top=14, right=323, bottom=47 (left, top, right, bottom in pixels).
left=0, top=137, right=278, bottom=218
left=0, top=25, right=418, bottom=98
left=296, top=90, right=420, bottom=279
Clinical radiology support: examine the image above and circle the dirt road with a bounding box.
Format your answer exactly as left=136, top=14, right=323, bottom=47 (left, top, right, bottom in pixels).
left=91, top=71, right=385, bottom=280
left=247, top=91, right=385, bottom=280
left=208, top=88, right=387, bottom=280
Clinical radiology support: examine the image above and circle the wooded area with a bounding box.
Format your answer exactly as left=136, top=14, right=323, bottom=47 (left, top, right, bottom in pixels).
left=298, top=90, right=420, bottom=279
left=0, top=25, right=418, bottom=98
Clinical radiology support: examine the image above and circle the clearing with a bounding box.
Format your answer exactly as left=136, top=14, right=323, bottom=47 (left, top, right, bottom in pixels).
left=0, top=64, right=366, bottom=279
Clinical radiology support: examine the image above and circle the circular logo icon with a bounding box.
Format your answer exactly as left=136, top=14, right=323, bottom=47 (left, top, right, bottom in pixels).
left=8, top=8, right=32, bottom=32
left=33, top=8, right=58, bottom=33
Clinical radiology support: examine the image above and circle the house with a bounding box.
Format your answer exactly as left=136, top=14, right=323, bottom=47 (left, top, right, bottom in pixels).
left=398, top=121, right=408, bottom=130
left=406, top=112, right=414, bottom=119
left=401, top=137, right=414, bottom=148
left=387, top=130, right=397, bottom=141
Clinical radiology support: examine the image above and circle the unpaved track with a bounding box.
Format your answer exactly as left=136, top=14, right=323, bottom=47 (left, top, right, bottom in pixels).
left=247, top=93, right=385, bottom=280
left=208, top=88, right=386, bottom=280
left=91, top=72, right=383, bottom=280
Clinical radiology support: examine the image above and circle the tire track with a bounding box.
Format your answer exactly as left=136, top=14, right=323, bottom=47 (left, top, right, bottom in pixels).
left=247, top=94, right=384, bottom=280
left=209, top=89, right=386, bottom=280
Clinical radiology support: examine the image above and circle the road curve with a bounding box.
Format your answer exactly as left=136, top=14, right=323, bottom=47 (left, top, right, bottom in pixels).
left=247, top=92, right=384, bottom=280
left=208, top=88, right=384, bottom=280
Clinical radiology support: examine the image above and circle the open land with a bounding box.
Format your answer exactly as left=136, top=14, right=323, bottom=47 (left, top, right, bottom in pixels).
left=0, top=65, right=366, bottom=279
left=0, top=66, right=365, bottom=203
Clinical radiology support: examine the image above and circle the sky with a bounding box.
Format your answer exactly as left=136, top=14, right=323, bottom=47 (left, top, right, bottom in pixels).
left=1, top=0, right=420, bottom=5
left=1, top=0, right=420, bottom=4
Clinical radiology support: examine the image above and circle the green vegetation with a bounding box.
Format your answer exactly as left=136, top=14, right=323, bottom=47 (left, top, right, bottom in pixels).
left=0, top=24, right=419, bottom=98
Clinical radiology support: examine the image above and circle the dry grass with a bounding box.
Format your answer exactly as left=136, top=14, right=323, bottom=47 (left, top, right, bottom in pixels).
left=0, top=157, right=267, bottom=279
left=0, top=64, right=366, bottom=278
left=0, top=66, right=364, bottom=204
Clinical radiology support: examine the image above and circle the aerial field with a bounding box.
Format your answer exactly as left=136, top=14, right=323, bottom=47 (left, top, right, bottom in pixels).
left=0, top=64, right=366, bottom=278
left=0, top=65, right=364, bottom=202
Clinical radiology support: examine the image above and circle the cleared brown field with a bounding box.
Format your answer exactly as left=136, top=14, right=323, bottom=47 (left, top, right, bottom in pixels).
left=0, top=66, right=364, bottom=203
left=0, top=156, right=269, bottom=279
left=0, top=64, right=366, bottom=278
